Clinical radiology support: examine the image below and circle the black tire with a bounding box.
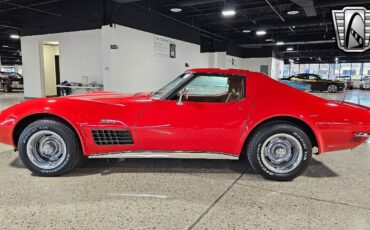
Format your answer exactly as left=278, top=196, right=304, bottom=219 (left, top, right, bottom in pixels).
left=5, top=85, right=12, bottom=92
left=247, top=123, right=312, bottom=181
left=327, top=84, right=338, bottom=93
left=18, top=119, right=82, bottom=176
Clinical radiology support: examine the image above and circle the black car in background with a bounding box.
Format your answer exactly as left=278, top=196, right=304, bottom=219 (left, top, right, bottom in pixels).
left=282, top=73, right=345, bottom=93
left=0, top=72, right=24, bottom=92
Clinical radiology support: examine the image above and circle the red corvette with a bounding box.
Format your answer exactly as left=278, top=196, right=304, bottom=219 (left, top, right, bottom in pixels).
left=0, top=68, right=369, bottom=180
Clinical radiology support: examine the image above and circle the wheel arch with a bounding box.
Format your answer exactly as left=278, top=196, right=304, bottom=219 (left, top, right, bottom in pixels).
left=12, top=113, right=84, bottom=153
left=241, top=116, right=319, bottom=158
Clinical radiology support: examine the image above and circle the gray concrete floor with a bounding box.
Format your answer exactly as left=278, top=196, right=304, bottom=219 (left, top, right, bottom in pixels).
left=0, top=90, right=369, bottom=229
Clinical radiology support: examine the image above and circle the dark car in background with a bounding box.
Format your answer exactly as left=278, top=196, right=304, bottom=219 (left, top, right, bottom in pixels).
left=282, top=73, right=345, bottom=93
left=0, top=72, right=24, bottom=92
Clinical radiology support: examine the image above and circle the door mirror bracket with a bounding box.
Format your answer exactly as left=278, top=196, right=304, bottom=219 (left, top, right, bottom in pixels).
left=177, top=88, right=189, bottom=106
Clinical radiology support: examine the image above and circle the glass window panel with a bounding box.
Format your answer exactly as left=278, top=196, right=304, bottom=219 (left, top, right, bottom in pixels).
left=186, top=76, right=229, bottom=96
left=351, top=63, right=362, bottom=80
left=310, top=64, right=319, bottom=74
left=340, top=63, right=352, bottom=77
left=290, top=64, right=299, bottom=75
left=362, top=63, right=370, bottom=79
left=283, top=64, right=290, bottom=77
left=318, top=64, right=329, bottom=79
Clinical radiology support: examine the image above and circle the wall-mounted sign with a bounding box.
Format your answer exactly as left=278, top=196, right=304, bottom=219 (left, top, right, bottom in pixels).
left=154, top=35, right=176, bottom=58
left=110, top=44, right=119, bottom=49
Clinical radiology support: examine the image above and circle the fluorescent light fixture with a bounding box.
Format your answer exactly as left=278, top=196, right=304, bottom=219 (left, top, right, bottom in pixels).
left=242, top=29, right=251, bottom=33
left=170, top=8, right=182, bottom=13
left=289, top=59, right=294, bottom=62
left=287, top=10, right=299, bottom=15
left=296, top=58, right=299, bottom=60
left=10, top=34, right=20, bottom=39
left=286, top=47, right=294, bottom=51
left=276, top=41, right=284, bottom=46
left=256, top=30, right=266, bottom=36
left=222, top=9, right=236, bottom=17
left=265, top=38, right=273, bottom=42
left=2, top=45, right=9, bottom=48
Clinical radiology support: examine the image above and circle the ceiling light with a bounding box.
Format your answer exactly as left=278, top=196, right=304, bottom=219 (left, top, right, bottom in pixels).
left=242, top=29, right=251, bottom=33
left=10, top=34, right=20, bottom=39
left=170, top=8, right=182, bottom=13
left=276, top=41, right=284, bottom=46
left=287, top=10, right=299, bottom=15
left=265, top=38, right=273, bottom=42
left=256, top=30, right=266, bottom=36
left=2, top=45, right=9, bottom=48
left=222, top=9, right=236, bottom=17
left=286, top=47, right=294, bottom=51
left=289, top=59, right=294, bottom=63
left=296, top=58, right=299, bottom=60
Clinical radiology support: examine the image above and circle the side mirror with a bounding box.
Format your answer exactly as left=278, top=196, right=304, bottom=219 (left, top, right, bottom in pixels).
left=177, top=88, right=189, bottom=106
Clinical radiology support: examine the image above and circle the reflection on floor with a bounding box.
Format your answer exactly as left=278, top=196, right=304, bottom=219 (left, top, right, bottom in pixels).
left=0, top=90, right=369, bottom=229
left=311, top=89, right=370, bottom=107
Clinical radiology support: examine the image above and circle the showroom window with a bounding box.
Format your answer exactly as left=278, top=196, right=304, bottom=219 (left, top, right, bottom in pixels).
left=284, top=62, right=370, bottom=79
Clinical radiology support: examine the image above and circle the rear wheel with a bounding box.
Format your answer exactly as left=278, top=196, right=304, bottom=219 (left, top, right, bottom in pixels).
left=18, top=120, right=82, bottom=176
left=5, top=85, right=12, bottom=92
left=327, top=84, right=338, bottom=93
left=247, top=123, right=312, bottom=181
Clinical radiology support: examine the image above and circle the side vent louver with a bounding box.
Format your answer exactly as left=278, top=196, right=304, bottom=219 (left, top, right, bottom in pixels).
left=92, top=130, right=134, bottom=145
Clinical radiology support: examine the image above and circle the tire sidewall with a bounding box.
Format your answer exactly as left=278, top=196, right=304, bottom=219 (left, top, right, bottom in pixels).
left=18, top=120, right=78, bottom=176
left=327, top=84, right=337, bottom=93
left=249, top=124, right=312, bottom=181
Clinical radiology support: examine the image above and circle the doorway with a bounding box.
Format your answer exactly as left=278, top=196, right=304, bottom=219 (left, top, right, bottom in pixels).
left=41, top=41, right=60, bottom=97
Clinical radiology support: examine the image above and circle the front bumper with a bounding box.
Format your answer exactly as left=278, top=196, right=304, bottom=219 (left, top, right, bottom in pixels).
left=361, top=84, right=370, bottom=89
left=0, top=113, right=16, bottom=146
left=10, top=82, right=23, bottom=89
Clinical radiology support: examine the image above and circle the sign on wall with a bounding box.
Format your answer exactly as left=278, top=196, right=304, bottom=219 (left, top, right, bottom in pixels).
left=154, top=35, right=176, bottom=58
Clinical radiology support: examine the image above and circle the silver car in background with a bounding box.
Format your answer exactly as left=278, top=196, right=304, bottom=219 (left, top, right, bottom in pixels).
left=360, top=76, right=370, bottom=90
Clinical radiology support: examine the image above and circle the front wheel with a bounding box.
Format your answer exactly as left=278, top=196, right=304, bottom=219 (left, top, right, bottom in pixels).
left=18, top=120, right=82, bottom=176
left=247, top=123, right=312, bottom=181
left=327, top=84, right=338, bottom=93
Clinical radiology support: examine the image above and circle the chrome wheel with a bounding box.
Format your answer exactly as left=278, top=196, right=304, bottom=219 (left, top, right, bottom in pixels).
left=26, top=130, right=67, bottom=170
left=327, top=85, right=338, bottom=93
left=260, top=133, right=303, bottom=174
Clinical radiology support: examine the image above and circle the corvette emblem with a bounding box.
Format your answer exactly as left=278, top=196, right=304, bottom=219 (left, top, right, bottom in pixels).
left=332, top=7, right=370, bottom=52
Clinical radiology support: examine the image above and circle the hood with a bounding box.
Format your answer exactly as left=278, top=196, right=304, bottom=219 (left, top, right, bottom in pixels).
left=65, top=91, right=153, bottom=105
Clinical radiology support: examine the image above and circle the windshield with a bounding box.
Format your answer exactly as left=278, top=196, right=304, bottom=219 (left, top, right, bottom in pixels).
left=152, top=73, right=192, bottom=99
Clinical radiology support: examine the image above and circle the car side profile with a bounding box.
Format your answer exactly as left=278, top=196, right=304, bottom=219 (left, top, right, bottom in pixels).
left=283, top=73, right=345, bottom=93
left=0, top=68, right=369, bottom=181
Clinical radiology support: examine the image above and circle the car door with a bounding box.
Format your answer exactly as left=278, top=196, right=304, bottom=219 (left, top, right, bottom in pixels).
left=306, top=75, right=324, bottom=91
left=135, top=74, right=252, bottom=155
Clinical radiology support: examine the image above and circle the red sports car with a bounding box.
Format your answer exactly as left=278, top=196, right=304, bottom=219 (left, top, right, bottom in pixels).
left=0, top=68, right=369, bottom=181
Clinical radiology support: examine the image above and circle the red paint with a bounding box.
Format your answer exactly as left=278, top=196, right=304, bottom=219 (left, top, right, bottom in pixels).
left=0, top=69, right=369, bottom=156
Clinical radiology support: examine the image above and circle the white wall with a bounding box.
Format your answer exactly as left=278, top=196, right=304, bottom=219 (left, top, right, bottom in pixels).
left=21, top=29, right=102, bottom=98
left=239, top=57, right=284, bottom=79
left=41, top=45, right=59, bottom=96
left=103, top=25, right=202, bottom=93
left=271, top=57, right=284, bottom=80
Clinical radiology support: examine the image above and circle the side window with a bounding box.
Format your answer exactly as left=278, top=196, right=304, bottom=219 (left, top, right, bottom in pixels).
left=187, top=76, right=229, bottom=96
left=173, top=75, right=244, bottom=103
left=308, top=75, right=317, bottom=80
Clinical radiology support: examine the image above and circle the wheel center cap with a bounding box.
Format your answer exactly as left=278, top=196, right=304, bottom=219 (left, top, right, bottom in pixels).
left=275, top=147, right=287, bottom=158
